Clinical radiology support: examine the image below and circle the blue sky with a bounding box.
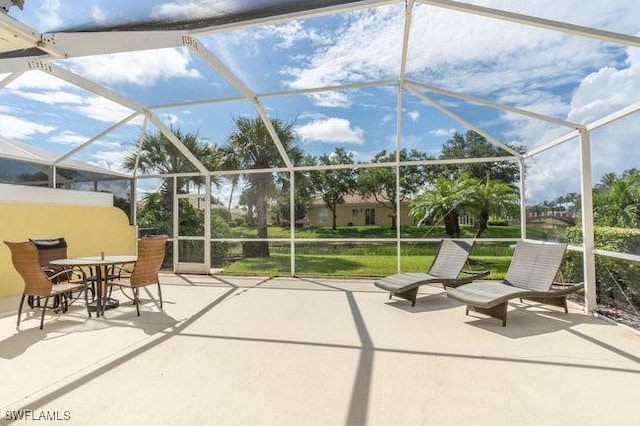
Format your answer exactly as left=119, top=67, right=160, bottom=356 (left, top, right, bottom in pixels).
left=2, top=0, right=640, bottom=203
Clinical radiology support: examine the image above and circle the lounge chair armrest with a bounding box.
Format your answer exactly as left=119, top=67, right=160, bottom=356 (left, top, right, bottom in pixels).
left=443, top=270, right=491, bottom=288
left=460, top=269, right=490, bottom=279
left=550, top=281, right=584, bottom=295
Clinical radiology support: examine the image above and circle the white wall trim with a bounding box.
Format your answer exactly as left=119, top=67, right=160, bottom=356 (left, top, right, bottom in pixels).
left=0, top=184, right=113, bottom=207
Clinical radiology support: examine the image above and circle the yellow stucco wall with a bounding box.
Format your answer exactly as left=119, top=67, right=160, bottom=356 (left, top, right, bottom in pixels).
left=307, top=203, right=413, bottom=227
left=0, top=203, right=136, bottom=297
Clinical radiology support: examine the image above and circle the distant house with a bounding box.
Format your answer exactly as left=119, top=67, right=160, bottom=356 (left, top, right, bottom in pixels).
left=302, top=194, right=413, bottom=227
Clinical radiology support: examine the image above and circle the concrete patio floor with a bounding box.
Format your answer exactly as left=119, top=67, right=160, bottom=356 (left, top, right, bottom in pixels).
left=0, top=274, right=638, bottom=426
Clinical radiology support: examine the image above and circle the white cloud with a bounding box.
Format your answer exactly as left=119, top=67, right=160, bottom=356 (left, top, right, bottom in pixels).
left=150, top=0, right=231, bottom=20
left=283, top=5, right=403, bottom=94
left=8, top=78, right=135, bottom=124
left=407, top=110, right=420, bottom=123
left=295, top=118, right=364, bottom=144
left=7, top=71, right=73, bottom=91
left=380, top=114, right=393, bottom=125
left=509, top=44, right=640, bottom=203
left=49, top=130, right=88, bottom=146
left=159, top=113, right=179, bottom=126
left=307, top=91, right=352, bottom=108
left=66, top=48, right=201, bottom=87
left=90, top=6, right=106, bottom=23
left=429, top=128, right=457, bottom=137
left=72, top=97, right=135, bottom=123
left=90, top=149, right=132, bottom=173
left=0, top=114, right=55, bottom=139
left=34, top=0, right=62, bottom=31
left=12, top=90, right=85, bottom=105
left=568, top=63, right=640, bottom=124
left=265, top=21, right=331, bottom=49
left=281, top=1, right=639, bottom=111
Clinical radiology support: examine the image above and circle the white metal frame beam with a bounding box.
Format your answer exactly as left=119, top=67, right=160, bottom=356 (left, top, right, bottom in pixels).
left=27, top=61, right=208, bottom=174
left=0, top=71, right=21, bottom=88
left=184, top=35, right=293, bottom=169
left=586, top=101, right=640, bottom=132
left=406, top=85, right=522, bottom=157
left=54, top=112, right=139, bottom=164
left=0, top=12, right=67, bottom=57
left=523, top=130, right=580, bottom=158
left=394, top=0, right=414, bottom=272
left=578, top=129, right=597, bottom=313
left=418, top=0, right=640, bottom=48
left=406, top=80, right=584, bottom=129
left=149, top=79, right=396, bottom=111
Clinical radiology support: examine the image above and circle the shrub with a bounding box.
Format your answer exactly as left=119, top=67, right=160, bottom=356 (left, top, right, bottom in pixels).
left=211, top=209, right=232, bottom=261
left=563, top=226, right=640, bottom=315
left=212, top=207, right=232, bottom=225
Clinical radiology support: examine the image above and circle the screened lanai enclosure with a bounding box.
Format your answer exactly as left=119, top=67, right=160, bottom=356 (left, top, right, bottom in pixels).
left=1, top=1, right=640, bottom=323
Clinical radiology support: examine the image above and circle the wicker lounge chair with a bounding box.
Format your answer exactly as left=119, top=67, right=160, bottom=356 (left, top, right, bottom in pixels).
left=5, top=240, right=89, bottom=330
left=107, top=235, right=167, bottom=316
left=446, top=241, right=583, bottom=326
left=374, top=239, right=489, bottom=306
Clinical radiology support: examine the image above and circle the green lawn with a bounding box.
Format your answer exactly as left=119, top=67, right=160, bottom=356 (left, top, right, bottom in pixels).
left=223, top=253, right=511, bottom=279
left=219, top=223, right=568, bottom=278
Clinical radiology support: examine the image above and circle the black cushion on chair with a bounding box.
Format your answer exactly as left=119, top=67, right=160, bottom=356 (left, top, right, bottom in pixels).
left=29, top=237, right=67, bottom=250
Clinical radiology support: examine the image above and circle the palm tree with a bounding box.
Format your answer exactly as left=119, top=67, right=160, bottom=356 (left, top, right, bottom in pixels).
left=123, top=127, right=221, bottom=232
left=123, top=126, right=220, bottom=191
left=411, top=175, right=477, bottom=238
left=224, top=117, right=301, bottom=257
left=467, top=177, right=519, bottom=237
left=594, top=172, right=640, bottom=227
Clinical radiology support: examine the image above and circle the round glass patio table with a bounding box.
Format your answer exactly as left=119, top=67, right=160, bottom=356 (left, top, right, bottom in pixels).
left=50, top=256, right=137, bottom=317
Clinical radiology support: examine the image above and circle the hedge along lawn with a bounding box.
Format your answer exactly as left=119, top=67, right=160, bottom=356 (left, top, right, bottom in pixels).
left=222, top=251, right=512, bottom=279
left=219, top=225, right=536, bottom=278
left=227, top=223, right=562, bottom=240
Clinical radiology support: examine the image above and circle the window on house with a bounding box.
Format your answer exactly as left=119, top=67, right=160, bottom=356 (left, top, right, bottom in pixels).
left=352, top=208, right=359, bottom=218
left=318, top=207, right=330, bottom=224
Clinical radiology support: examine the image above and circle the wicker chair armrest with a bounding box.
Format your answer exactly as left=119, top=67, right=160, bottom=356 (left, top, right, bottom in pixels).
left=41, top=266, right=57, bottom=276
left=109, top=265, right=132, bottom=278
left=48, top=267, right=86, bottom=283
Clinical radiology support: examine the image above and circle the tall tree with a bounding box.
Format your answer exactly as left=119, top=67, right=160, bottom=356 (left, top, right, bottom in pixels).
left=224, top=117, right=301, bottom=257
left=357, top=148, right=432, bottom=228
left=309, top=147, right=356, bottom=230
left=439, top=130, right=523, bottom=183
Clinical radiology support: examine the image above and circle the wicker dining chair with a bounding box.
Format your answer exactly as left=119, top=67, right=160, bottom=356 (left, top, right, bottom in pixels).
left=5, top=241, right=90, bottom=330
left=29, top=237, right=95, bottom=304
left=108, top=235, right=168, bottom=316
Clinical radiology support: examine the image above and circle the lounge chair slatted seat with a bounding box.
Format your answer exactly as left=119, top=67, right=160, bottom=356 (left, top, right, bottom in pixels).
left=374, top=239, right=489, bottom=306
left=446, top=241, right=583, bottom=326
